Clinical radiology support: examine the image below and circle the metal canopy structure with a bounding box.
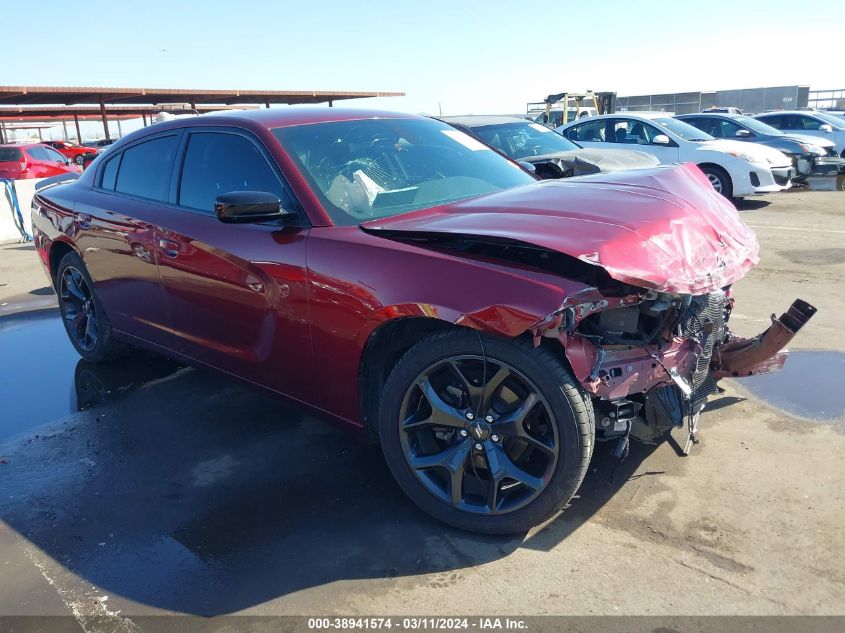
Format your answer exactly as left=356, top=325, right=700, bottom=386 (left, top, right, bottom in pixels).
left=0, top=85, right=404, bottom=107
left=0, top=85, right=404, bottom=143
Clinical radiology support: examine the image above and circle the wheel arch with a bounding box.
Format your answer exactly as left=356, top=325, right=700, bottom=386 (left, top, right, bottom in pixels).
left=48, top=239, right=79, bottom=289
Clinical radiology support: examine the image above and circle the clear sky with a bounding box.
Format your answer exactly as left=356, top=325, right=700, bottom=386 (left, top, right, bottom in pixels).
left=3, top=0, right=843, bottom=121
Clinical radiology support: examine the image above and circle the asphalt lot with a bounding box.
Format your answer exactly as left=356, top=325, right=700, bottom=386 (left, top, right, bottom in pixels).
left=0, top=191, right=843, bottom=628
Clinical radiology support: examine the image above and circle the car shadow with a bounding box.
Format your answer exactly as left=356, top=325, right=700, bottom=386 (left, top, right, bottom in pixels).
left=734, top=198, right=771, bottom=211
left=0, top=348, right=665, bottom=616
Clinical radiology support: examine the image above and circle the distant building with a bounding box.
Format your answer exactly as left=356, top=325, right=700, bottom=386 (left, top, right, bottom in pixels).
left=617, top=85, right=809, bottom=115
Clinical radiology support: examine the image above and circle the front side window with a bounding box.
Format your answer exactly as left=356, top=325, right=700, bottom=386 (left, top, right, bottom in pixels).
left=610, top=119, right=664, bottom=144
left=178, top=132, right=286, bottom=213
left=470, top=122, right=579, bottom=159
left=273, top=118, right=534, bottom=226
left=114, top=135, right=179, bottom=201
left=565, top=120, right=607, bottom=142
left=759, top=115, right=784, bottom=129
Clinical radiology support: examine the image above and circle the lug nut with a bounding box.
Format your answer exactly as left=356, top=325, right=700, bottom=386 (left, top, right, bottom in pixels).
left=466, top=412, right=475, bottom=421
left=485, top=415, right=494, bottom=423
left=474, top=443, right=483, bottom=451
left=491, top=434, right=500, bottom=442
left=459, top=429, right=468, bottom=437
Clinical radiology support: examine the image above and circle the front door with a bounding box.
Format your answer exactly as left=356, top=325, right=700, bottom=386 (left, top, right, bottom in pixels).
left=154, top=128, right=312, bottom=397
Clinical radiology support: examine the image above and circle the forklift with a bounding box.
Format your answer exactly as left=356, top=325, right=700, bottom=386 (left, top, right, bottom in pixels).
left=527, top=90, right=616, bottom=128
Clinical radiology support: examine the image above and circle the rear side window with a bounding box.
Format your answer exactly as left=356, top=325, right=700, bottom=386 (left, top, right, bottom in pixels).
left=178, top=132, right=286, bottom=213
left=115, top=135, right=178, bottom=201
left=0, top=148, right=22, bottom=162
left=760, top=115, right=784, bottom=129
left=566, top=120, right=607, bottom=142
left=26, top=146, right=50, bottom=160
left=100, top=154, right=120, bottom=190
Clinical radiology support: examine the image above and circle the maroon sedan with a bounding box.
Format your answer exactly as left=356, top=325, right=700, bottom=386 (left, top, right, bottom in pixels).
left=31, top=108, right=814, bottom=534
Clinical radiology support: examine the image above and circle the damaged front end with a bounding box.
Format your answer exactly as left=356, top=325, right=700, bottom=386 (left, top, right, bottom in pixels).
left=535, top=287, right=816, bottom=453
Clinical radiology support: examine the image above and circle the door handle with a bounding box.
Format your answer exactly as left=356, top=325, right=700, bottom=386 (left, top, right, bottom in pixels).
left=77, top=213, right=92, bottom=229
left=158, top=238, right=180, bottom=258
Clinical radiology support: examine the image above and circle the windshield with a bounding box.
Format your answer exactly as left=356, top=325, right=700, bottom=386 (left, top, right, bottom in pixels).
left=652, top=117, right=714, bottom=141
left=468, top=121, right=579, bottom=159
left=273, top=118, right=535, bottom=226
left=814, top=112, right=845, bottom=129
left=734, top=115, right=783, bottom=136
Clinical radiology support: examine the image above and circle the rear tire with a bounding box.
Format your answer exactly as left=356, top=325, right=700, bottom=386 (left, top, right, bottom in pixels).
left=701, top=165, right=733, bottom=199
left=378, top=329, right=594, bottom=534
left=75, top=155, right=85, bottom=165
left=56, top=251, right=125, bottom=362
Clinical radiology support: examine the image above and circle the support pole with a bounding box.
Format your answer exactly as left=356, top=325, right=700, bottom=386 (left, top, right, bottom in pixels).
left=74, top=114, right=82, bottom=143
left=142, top=114, right=147, bottom=126
left=329, top=100, right=333, bottom=107
left=0, top=121, right=5, bottom=144
left=117, top=119, right=123, bottom=137
left=62, top=121, right=69, bottom=140
left=100, top=100, right=110, bottom=140
left=265, top=99, right=270, bottom=109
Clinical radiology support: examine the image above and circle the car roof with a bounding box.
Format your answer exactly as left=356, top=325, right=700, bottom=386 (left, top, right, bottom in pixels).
left=0, top=143, right=44, bottom=149
left=195, top=106, right=420, bottom=129
left=677, top=112, right=741, bottom=119
left=756, top=110, right=819, bottom=116
left=440, top=115, right=530, bottom=127
left=559, top=111, right=674, bottom=126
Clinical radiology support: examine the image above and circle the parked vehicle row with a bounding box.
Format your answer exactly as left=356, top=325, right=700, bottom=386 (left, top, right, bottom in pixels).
left=42, top=140, right=98, bottom=165
left=556, top=113, right=795, bottom=197
left=752, top=110, right=845, bottom=157
left=677, top=113, right=844, bottom=181
left=31, top=107, right=815, bottom=534
left=0, top=143, right=82, bottom=180
left=441, top=116, right=659, bottom=178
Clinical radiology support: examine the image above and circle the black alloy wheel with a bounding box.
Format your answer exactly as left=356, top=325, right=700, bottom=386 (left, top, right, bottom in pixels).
left=379, top=330, right=594, bottom=534
left=56, top=251, right=124, bottom=362
left=398, top=355, right=558, bottom=515
left=60, top=265, right=98, bottom=353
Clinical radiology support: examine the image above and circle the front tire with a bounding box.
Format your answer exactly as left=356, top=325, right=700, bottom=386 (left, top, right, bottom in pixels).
left=378, top=329, right=594, bottom=534
left=56, top=251, right=124, bottom=362
left=701, top=165, right=733, bottom=198
left=75, top=155, right=85, bottom=165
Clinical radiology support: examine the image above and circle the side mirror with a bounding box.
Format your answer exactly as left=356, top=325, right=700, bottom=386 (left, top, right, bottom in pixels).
left=518, top=160, right=536, bottom=173
left=652, top=134, right=671, bottom=145
left=214, top=191, right=289, bottom=224
left=819, top=124, right=833, bottom=133
left=735, top=129, right=752, bottom=138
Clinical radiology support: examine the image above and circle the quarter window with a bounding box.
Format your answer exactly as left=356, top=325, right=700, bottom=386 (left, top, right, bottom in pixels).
left=114, top=135, right=179, bottom=201
left=178, top=132, right=286, bottom=213
left=100, top=154, right=120, bottom=190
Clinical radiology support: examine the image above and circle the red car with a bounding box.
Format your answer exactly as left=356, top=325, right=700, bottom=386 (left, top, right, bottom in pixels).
left=31, top=109, right=814, bottom=534
left=0, top=143, right=82, bottom=180
left=43, top=140, right=98, bottom=165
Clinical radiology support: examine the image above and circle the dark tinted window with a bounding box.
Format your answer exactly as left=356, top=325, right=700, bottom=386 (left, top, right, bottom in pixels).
left=100, top=154, right=120, bottom=190
left=0, top=148, right=22, bottom=162
left=759, top=115, right=784, bottom=129
left=115, top=135, right=178, bottom=201
left=565, top=120, right=607, bottom=142
left=178, top=132, right=285, bottom=212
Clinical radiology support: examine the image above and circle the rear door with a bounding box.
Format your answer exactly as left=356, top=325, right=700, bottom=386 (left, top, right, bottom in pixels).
left=73, top=132, right=181, bottom=346
left=154, top=127, right=312, bottom=396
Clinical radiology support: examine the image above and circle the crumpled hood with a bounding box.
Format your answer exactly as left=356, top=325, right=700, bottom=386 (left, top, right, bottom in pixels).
left=524, top=148, right=660, bottom=173
left=362, top=163, right=760, bottom=295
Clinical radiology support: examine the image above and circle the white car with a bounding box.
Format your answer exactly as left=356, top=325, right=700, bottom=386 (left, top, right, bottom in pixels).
left=753, top=111, right=845, bottom=157
left=556, top=113, right=794, bottom=197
